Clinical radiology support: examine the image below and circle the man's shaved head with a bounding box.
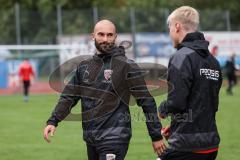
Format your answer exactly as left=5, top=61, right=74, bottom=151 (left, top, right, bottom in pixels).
left=94, top=19, right=116, bottom=34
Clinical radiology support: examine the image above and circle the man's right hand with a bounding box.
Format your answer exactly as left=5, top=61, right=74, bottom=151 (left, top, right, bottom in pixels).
left=43, top=125, right=56, bottom=143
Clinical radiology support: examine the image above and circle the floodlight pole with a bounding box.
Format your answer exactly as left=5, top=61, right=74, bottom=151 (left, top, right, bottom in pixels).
left=226, top=10, right=231, bottom=31
left=130, top=8, right=137, bottom=59
left=57, top=5, right=63, bottom=36
left=15, top=2, right=21, bottom=45
left=93, top=6, right=99, bottom=25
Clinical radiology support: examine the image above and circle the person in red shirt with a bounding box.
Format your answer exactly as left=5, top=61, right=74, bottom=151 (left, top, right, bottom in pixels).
left=18, top=59, right=35, bottom=102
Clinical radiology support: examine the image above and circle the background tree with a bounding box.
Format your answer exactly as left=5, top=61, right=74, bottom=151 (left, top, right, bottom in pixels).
left=0, top=0, right=239, bottom=44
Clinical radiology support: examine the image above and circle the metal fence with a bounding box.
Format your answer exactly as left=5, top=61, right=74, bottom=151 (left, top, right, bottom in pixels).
left=0, top=3, right=236, bottom=45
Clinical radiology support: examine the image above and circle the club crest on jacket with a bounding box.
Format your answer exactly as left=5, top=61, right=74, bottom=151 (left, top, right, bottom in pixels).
left=104, top=69, right=113, bottom=81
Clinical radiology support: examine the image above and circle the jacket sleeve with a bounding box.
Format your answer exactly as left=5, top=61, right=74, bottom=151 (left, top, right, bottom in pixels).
left=126, top=62, right=163, bottom=141
left=47, top=67, right=82, bottom=127
left=159, top=53, right=193, bottom=118
left=18, top=66, right=23, bottom=77
left=30, top=65, right=35, bottom=78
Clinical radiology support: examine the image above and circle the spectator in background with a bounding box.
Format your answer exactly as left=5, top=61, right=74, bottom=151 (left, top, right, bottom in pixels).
left=225, top=53, right=237, bottom=95
left=211, top=45, right=218, bottom=57
left=18, top=59, right=35, bottom=102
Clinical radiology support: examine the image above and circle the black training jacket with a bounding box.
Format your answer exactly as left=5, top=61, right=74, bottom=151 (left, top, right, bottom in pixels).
left=47, top=46, right=163, bottom=145
left=159, top=32, right=222, bottom=152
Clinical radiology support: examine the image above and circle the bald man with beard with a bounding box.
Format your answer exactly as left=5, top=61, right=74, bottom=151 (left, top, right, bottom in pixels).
left=43, top=20, right=165, bottom=160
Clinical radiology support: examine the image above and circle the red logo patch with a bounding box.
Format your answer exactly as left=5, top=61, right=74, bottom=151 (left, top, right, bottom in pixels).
left=104, top=69, right=113, bottom=80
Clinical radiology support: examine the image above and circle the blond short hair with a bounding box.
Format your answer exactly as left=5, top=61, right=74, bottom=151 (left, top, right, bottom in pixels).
left=167, top=6, right=199, bottom=31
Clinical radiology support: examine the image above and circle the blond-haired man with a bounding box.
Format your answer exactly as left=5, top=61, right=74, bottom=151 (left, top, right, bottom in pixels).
left=158, top=6, right=222, bottom=160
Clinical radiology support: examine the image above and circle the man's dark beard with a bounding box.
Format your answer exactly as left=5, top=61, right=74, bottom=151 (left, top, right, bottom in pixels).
left=95, top=40, right=115, bottom=54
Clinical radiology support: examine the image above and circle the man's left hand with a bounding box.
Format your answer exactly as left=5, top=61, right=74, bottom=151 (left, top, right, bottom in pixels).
left=152, top=139, right=166, bottom=156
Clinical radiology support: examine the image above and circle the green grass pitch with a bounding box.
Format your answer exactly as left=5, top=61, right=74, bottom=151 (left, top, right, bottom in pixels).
left=0, top=85, right=239, bottom=160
